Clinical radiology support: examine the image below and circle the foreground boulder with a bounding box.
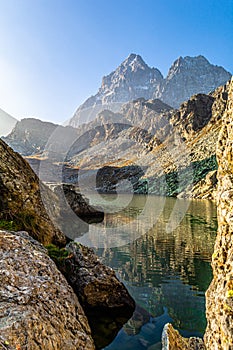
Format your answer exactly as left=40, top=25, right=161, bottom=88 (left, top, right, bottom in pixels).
left=0, top=230, right=95, bottom=350
left=56, top=241, right=135, bottom=348
left=0, top=139, right=65, bottom=246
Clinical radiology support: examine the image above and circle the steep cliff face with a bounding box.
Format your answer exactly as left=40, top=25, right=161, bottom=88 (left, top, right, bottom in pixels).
left=204, top=77, right=233, bottom=348
left=0, top=138, right=66, bottom=246
left=0, top=230, right=95, bottom=350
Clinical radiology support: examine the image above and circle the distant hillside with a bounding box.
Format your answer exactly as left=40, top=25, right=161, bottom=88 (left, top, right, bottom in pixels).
left=0, top=108, right=17, bottom=136
left=3, top=117, right=79, bottom=156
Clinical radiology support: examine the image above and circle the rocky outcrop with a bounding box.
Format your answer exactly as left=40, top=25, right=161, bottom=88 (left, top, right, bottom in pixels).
left=50, top=241, right=135, bottom=349
left=204, top=77, right=233, bottom=348
left=0, top=139, right=66, bottom=246
left=60, top=241, right=135, bottom=312
left=0, top=230, right=95, bottom=350
left=162, top=324, right=205, bottom=350
left=53, top=184, right=104, bottom=220
left=154, top=55, right=231, bottom=108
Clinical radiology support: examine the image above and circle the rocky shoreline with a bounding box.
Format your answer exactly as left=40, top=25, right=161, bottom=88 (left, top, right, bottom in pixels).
left=0, top=230, right=135, bottom=350
left=0, top=137, right=135, bottom=349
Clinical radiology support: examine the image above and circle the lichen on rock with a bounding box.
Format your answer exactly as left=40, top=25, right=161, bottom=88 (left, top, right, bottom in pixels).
left=204, top=77, right=233, bottom=348
left=0, top=230, right=95, bottom=350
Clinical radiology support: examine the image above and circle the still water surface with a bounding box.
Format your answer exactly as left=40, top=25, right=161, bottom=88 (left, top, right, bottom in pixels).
left=80, top=195, right=217, bottom=349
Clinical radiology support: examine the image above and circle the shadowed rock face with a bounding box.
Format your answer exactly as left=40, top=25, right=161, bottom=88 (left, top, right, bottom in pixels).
left=0, top=139, right=66, bottom=246
left=204, top=77, right=233, bottom=348
left=0, top=230, right=95, bottom=350
left=56, top=242, right=135, bottom=349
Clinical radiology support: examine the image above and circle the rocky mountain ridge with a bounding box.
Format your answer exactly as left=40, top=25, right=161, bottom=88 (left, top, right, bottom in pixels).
left=154, top=55, right=231, bottom=108
left=3, top=80, right=230, bottom=200
left=3, top=117, right=78, bottom=156
left=69, top=54, right=231, bottom=127
left=64, top=82, right=229, bottom=199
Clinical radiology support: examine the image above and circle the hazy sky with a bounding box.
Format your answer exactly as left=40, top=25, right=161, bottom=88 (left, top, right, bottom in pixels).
left=0, top=0, right=232, bottom=124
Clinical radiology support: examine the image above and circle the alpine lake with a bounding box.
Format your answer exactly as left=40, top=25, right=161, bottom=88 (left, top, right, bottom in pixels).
left=75, top=194, right=217, bottom=350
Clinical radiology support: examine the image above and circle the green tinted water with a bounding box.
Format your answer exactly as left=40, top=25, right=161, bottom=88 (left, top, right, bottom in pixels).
left=82, top=195, right=217, bottom=349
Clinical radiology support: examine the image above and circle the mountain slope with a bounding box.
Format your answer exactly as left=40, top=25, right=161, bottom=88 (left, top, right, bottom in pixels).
left=0, top=108, right=17, bottom=136
left=65, top=81, right=230, bottom=199
left=3, top=117, right=79, bottom=156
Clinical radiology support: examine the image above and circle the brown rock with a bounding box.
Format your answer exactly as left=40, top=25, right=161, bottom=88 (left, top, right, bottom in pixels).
left=0, top=139, right=65, bottom=246
left=0, top=230, right=95, bottom=350
left=60, top=242, right=135, bottom=311
left=56, top=241, right=135, bottom=348
left=162, top=323, right=205, bottom=350
left=204, top=77, right=233, bottom=348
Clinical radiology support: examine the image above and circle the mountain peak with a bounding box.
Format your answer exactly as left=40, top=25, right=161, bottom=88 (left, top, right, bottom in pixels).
left=120, top=53, right=150, bottom=72
left=169, top=55, right=211, bottom=73
left=124, top=53, right=145, bottom=63
left=154, top=55, right=231, bottom=107
left=69, top=54, right=231, bottom=127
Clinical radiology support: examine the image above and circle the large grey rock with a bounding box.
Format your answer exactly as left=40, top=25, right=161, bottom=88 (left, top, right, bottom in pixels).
left=0, top=230, right=95, bottom=350
left=54, top=241, right=135, bottom=349
left=58, top=241, right=135, bottom=312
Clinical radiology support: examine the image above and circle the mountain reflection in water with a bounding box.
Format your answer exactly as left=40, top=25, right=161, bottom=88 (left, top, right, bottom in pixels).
left=81, top=195, right=217, bottom=350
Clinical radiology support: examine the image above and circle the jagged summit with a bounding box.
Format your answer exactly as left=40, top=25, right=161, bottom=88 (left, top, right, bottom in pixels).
left=69, top=54, right=231, bottom=127
left=154, top=55, right=231, bottom=107
left=167, top=55, right=223, bottom=79
left=69, top=54, right=163, bottom=126
left=117, top=53, right=151, bottom=71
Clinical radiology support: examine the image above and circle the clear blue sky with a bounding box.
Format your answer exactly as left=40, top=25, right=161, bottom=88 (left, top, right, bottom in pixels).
left=0, top=0, right=232, bottom=124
